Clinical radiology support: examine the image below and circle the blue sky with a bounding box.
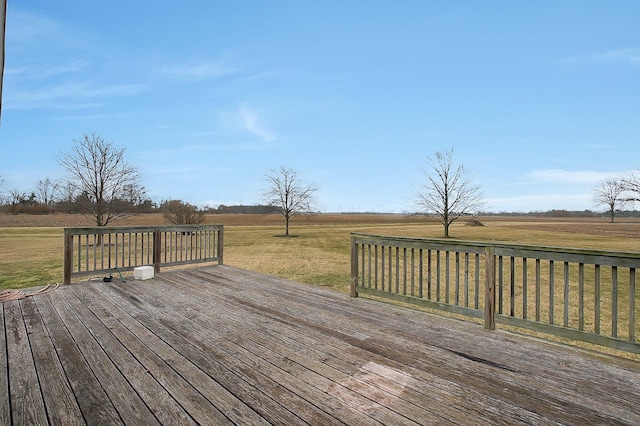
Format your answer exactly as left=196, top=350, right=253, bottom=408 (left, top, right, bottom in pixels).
left=1, top=1, right=639, bottom=213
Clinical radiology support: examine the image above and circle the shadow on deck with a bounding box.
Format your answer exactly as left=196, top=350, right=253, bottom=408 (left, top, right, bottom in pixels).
left=2, top=265, right=639, bottom=425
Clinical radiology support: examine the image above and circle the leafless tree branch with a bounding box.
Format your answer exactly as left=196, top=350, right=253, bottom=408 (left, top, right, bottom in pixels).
left=414, top=148, right=484, bottom=237
left=263, top=166, right=318, bottom=236
left=58, top=133, right=145, bottom=226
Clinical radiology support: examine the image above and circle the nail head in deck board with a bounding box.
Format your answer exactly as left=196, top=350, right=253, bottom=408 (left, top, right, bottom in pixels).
left=3, top=265, right=640, bottom=425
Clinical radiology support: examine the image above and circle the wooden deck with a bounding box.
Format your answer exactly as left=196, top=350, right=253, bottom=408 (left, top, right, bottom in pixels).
left=2, top=265, right=639, bottom=425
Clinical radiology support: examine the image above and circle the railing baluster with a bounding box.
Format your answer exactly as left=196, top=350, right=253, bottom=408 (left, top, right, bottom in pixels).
left=360, top=243, right=365, bottom=287
left=366, top=244, right=371, bottom=288
left=374, top=245, right=378, bottom=290
left=428, top=249, right=432, bottom=300
left=535, top=258, right=541, bottom=322
left=445, top=251, right=450, bottom=304
left=388, top=245, right=393, bottom=293
left=549, top=260, right=555, bottom=325
left=630, top=268, right=636, bottom=342
left=464, top=253, right=469, bottom=308
left=510, top=256, right=515, bottom=317
left=522, top=258, right=528, bottom=320
left=419, top=248, right=423, bottom=298
left=595, top=264, right=601, bottom=335
left=498, top=255, right=504, bottom=315
left=411, top=248, right=415, bottom=297
left=564, top=261, right=570, bottom=328
left=579, top=263, right=585, bottom=331
left=474, top=253, right=480, bottom=309
left=612, top=266, right=618, bottom=339
left=436, top=250, right=441, bottom=302
left=455, top=252, right=460, bottom=305
left=381, top=245, right=386, bottom=292
left=395, top=246, right=400, bottom=294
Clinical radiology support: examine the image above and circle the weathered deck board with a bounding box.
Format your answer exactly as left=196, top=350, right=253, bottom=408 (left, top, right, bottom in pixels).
left=2, top=264, right=640, bottom=425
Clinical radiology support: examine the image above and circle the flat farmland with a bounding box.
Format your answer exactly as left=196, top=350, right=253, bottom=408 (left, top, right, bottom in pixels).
left=2, top=213, right=640, bottom=292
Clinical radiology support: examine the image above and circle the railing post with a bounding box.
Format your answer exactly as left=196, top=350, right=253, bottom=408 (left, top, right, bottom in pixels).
left=153, top=228, right=162, bottom=273
left=350, top=235, right=358, bottom=297
left=218, top=226, right=224, bottom=265
left=63, top=230, right=73, bottom=285
left=484, top=246, right=496, bottom=330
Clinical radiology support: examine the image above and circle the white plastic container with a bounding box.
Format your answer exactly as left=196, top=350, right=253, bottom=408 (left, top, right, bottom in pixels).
left=133, top=266, right=154, bottom=280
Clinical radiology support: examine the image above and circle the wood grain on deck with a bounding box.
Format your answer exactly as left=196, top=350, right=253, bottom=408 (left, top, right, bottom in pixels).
left=2, top=265, right=639, bottom=425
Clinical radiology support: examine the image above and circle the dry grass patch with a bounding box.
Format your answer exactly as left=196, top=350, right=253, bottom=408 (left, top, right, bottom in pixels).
left=0, top=227, right=64, bottom=289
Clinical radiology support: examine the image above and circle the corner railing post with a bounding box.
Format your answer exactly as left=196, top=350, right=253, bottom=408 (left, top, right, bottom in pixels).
left=63, top=229, right=73, bottom=285
left=484, top=246, right=496, bottom=330
left=153, top=227, right=162, bottom=273
left=350, top=235, right=359, bottom=297
left=218, top=226, right=224, bottom=265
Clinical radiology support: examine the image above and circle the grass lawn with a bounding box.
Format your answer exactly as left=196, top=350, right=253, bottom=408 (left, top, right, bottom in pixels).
left=2, top=213, right=640, bottom=359
left=3, top=214, right=640, bottom=292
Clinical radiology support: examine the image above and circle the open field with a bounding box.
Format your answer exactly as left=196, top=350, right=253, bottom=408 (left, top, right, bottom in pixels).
left=3, top=213, right=640, bottom=358
left=2, top=213, right=640, bottom=292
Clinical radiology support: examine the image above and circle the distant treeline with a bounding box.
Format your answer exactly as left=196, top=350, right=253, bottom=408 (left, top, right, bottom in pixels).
left=482, top=209, right=640, bottom=218
left=2, top=197, right=640, bottom=218
left=0, top=196, right=280, bottom=216
left=207, top=204, right=280, bottom=214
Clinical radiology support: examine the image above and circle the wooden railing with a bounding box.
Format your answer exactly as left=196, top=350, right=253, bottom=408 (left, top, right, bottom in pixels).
left=64, top=225, right=223, bottom=284
left=351, top=233, right=640, bottom=353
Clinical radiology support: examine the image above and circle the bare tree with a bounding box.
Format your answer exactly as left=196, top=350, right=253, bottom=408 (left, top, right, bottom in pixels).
left=58, top=134, right=145, bottom=226
left=36, top=178, right=60, bottom=206
left=415, top=148, right=484, bottom=238
left=263, top=166, right=318, bottom=237
left=621, top=173, right=640, bottom=205
left=162, top=200, right=205, bottom=225
left=593, top=178, right=628, bottom=223
left=7, top=188, right=27, bottom=213
left=0, top=173, right=5, bottom=204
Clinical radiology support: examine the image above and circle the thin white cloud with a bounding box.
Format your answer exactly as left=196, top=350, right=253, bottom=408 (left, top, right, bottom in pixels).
left=562, top=47, right=640, bottom=64
left=8, top=9, right=88, bottom=51
left=592, top=47, right=640, bottom=63
left=7, top=10, right=63, bottom=43
left=238, top=107, right=277, bottom=142
left=39, top=63, right=90, bottom=79
left=6, top=80, right=147, bottom=110
left=161, top=53, right=241, bottom=81
left=52, top=113, right=115, bottom=122
left=161, top=62, right=239, bottom=80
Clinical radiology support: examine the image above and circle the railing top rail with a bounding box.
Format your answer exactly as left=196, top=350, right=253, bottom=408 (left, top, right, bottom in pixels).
left=351, top=232, right=640, bottom=265
left=65, top=224, right=223, bottom=235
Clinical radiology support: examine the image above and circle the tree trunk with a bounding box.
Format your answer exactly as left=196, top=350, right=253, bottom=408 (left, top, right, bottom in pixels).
left=285, top=215, right=290, bottom=236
